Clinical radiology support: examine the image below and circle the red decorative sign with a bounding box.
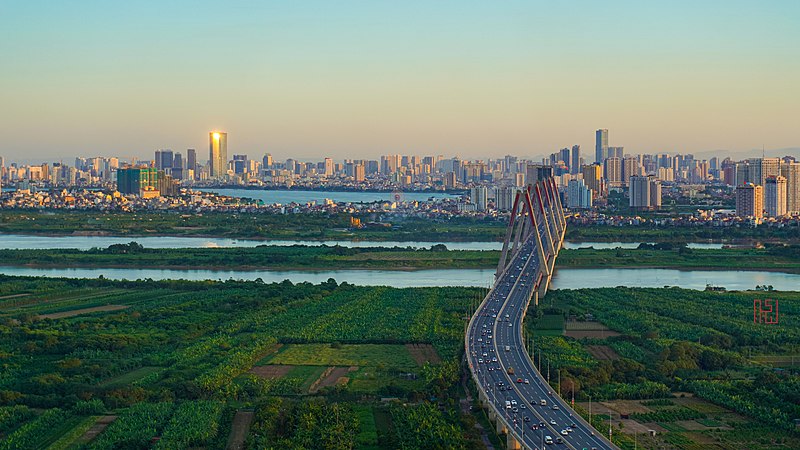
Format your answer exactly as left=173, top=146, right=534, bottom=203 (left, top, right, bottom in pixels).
left=753, top=299, right=779, bottom=324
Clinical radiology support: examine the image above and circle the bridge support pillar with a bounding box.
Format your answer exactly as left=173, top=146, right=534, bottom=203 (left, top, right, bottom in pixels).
left=507, top=434, right=521, bottom=450
left=496, top=418, right=508, bottom=435
left=488, top=409, right=497, bottom=423
left=480, top=391, right=489, bottom=408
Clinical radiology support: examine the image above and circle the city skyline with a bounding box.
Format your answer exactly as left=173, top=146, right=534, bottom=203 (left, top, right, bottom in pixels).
left=2, top=1, right=799, bottom=161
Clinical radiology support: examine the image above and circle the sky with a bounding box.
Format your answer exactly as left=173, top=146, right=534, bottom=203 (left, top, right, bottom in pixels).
left=1, top=0, right=799, bottom=163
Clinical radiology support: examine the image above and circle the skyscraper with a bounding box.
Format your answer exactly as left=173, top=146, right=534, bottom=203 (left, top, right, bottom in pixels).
left=604, top=157, right=622, bottom=189
left=209, top=131, right=228, bottom=178
left=736, top=183, right=763, bottom=218
left=571, top=145, right=580, bottom=175
left=470, top=186, right=488, bottom=212
left=595, top=129, right=608, bottom=164
left=629, top=176, right=661, bottom=210
left=582, top=163, right=603, bottom=198
left=764, top=176, right=787, bottom=217
left=186, top=149, right=197, bottom=179
left=567, top=179, right=593, bottom=209
left=781, top=162, right=800, bottom=215
left=155, top=149, right=173, bottom=171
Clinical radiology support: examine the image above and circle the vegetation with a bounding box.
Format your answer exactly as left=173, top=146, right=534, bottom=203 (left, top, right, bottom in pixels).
left=2, top=242, right=800, bottom=273
left=0, top=210, right=507, bottom=242
left=566, top=221, right=800, bottom=244
left=0, top=275, right=480, bottom=448
left=529, top=287, right=800, bottom=448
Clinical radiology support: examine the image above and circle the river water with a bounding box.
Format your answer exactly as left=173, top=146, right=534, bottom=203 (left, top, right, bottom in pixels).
left=0, top=266, right=794, bottom=291
left=0, top=234, right=723, bottom=251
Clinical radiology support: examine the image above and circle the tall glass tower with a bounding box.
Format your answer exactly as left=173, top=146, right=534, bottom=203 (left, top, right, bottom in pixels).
left=595, top=129, right=608, bottom=164
left=209, top=131, right=228, bottom=178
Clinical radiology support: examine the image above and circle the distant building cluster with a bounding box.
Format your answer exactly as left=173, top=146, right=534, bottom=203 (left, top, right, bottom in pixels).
left=0, top=129, right=798, bottom=220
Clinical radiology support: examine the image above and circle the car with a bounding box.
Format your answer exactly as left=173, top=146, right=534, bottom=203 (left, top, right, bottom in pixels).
left=508, top=323, right=513, bottom=327
left=520, top=404, right=526, bottom=409
left=511, top=399, right=517, bottom=406
left=571, top=423, right=577, bottom=428
left=539, top=422, right=546, bottom=428
left=560, top=429, right=569, bottom=436
left=524, top=378, right=530, bottom=384
left=566, top=427, right=573, bottom=433
left=523, top=416, right=531, bottom=422
left=556, top=437, right=563, bottom=444
left=478, top=359, right=483, bottom=364
left=492, top=357, right=498, bottom=362
left=511, top=407, right=519, bottom=413
left=552, top=405, right=560, bottom=410
left=550, top=419, right=557, bottom=425
left=516, top=378, right=523, bottom=383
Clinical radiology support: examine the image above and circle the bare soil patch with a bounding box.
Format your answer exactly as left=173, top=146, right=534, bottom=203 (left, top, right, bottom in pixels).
left=249, top=364, right=292, bottom=379
left=225, top=410, right=255, bottom=450
left=405, top=343, right=442, bottom=365
left=601, top=400, right=651, bottom=415
left=78, top=415, right=117, bottom=444
left=311, top=366, right=354, bottom=392
left=40, top=304, right=129, bottom=319
left=586, top=345, right=621, bottom=360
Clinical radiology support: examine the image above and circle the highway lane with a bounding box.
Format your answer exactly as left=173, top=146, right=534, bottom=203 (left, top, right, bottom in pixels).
left=467, top=220, right=617, bottom=449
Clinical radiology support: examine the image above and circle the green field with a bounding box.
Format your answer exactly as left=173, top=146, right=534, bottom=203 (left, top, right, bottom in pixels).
left=266, top=344, right=418, bottom=369
left=2, top=242, right=800, bottom=273
left=528, top=287, right=800, bottom=449
left=0, top=275, right=479, bottom=449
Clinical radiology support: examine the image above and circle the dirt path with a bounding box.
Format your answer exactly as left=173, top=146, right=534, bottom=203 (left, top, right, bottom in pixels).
left=77, top=415, right=117, bottom=444
left=40, top=304, right=129, bottom=319
left=310, top=366, right=354, bottom=392
left=225, top=410, right=255, bottom=450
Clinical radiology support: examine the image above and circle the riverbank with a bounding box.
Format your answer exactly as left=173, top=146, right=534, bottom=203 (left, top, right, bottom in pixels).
left=1, top=245, right=798, bottom=273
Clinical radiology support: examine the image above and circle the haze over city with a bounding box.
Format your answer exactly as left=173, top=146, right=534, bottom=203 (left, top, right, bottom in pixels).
left=2, top=0, right=799, bottom=161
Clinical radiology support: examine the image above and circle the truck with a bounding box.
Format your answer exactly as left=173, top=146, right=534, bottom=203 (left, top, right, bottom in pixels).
left=507, top=366, right=514, bottom=375
left=504, top=345, right=511, bottom=352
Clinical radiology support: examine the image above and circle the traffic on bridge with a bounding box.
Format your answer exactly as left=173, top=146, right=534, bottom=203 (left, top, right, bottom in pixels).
left=466, top=179, right=618, bottom=450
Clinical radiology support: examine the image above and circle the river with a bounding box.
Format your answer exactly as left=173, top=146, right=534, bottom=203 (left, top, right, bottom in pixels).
left=0, top=234, right=723, bottom=251
left=0, top=266, right=794, bottom=291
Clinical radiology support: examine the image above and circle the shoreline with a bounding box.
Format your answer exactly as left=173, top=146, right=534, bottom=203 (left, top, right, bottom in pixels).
left=1, top=261, right=798, bottom=275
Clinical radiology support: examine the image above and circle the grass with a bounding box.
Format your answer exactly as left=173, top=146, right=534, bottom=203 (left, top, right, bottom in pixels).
left=45, top=415, right=99, bottom=450
left=353, top=405, right=380, bottom=450
left=287, top=365, right=329, bottom=392
left=266, top=344, right=418, bottom=369
left=98, top=366, right=160, bottom=387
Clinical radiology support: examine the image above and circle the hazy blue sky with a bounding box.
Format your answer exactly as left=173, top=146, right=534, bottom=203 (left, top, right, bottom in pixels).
left=1, top=1, right=798, bottom=162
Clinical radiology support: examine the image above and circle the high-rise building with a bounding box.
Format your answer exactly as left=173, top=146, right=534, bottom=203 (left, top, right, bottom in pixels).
left=595, top=129, right=608, bottom=164
left=324, top=157, right=334, bottom=177
left=570, top=145, right=580, bottom=175
left=209, top=131, right=228, bottom=178
left=622, top=157, right=641, bottom=187
left=748, top=157, right=781, bottom=187
left=470, top=186, right=488, bottom=212
left=117, top=167, right=160, bottom=196
left=582, top=163, right=603, bottom=198
left=736, top=183, right=763, bottom=218
left=526, top=165, right=552, bottom=186
left=629, top=176, right=661, bottom=210
left=495, top=186, right=515, bottom=211
left=567, top=179, right=593, bottom=209
left=608, top=147, right=624, bottom=159
left=764, top=176, right=788, bottom=217
left=604, top=157, right=622, bottom=189
left=172, top=153, right=184, bottom=180
left=781, top=162, right=800, bottom=215
left=353, top=164, right=365, bottom=182
left=263, top=154, right=273, bottom=170
left=155, top=149, right=174, bottom=171
left=232, top=154, right=247, bottom=175
left=186, top=149, right=197, bottom=179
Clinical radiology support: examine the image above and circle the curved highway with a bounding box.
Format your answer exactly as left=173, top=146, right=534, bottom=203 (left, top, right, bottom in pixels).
left=466, top=183, right=617, bottom=450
